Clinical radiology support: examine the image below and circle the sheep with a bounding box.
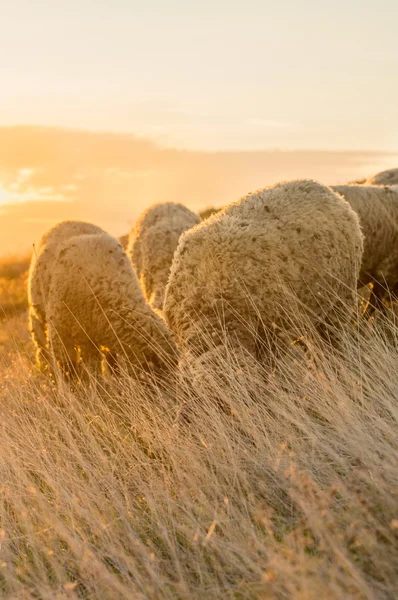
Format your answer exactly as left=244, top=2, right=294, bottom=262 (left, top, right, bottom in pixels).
left=164, top=180, right=363, bottom=369
left=366, top=167, right=398, bottom=186
left=45, top=232, right=178, bottom=378
left=127, top=203, right=200, bottom=311
left=119, top=233, right=129, bottom=249
left=332, top=184, right=398, bottom=314
left=348, top=177, right=366, bottom=185
left=198, top=206, right=221, bottom=220
left=28, top=220, right=105, bottom=370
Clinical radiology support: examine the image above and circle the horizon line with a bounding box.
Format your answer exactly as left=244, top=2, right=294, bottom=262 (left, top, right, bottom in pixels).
left=1, top=123, right=398, bottom=156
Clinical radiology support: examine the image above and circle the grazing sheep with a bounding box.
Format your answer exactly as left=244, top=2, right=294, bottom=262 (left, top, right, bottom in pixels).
left=164, top=180, right=363, bottom=366
left=119, top=233, right=129, bottom=249
left=332, top=184, right=398, bottom=314
left=127, top=203, right=200, bottom=311
left=198, top=206, right=221, bottom=220
left=366, top=167, right=398, bottom=186
left=46, top=232, right=178, bottom=377
left=348, top=177, right=366, bottom=185
left=28, top=220, right=105, bottom=370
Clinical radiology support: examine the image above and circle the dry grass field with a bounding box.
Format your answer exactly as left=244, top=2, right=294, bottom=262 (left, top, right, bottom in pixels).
left=0, top=254, right=397, bottom=599
left=0, top=254, right=30, bottom=320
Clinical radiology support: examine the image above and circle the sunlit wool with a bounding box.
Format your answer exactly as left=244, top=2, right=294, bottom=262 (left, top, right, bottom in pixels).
left=127, top=202, right=200, bottom=311
left=164, top=180, right=363, bottom=366
left=332, top=184, right=398, bottom=310
left=44, top=232, right=178, bottom=376
left=198, top=206, right=221, bottom=220
left=28, top=220, right=105, bottom=370
left=365, top=167, right=398, bottom=186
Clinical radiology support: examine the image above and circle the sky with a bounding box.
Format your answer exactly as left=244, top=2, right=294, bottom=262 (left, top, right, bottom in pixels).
left=1, top=0, right=398, bottom=151
left=1, top=126, right=397, bottom=253
left=0, top=2, right=397, bottom=254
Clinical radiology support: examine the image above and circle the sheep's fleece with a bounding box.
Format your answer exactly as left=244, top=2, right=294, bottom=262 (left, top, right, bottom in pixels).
left=198, top=206, right=221, bottom=220
left=127, top=202, right=200, bottom=310
left=46, top=232, right=178, bottom=375
left=332, top=185, right=398, bottom=291
left=366, top=167, right=398, bottom=186
left=28, top=220, right=105, bottom=369
left=164, top=180, right=363, bottom=360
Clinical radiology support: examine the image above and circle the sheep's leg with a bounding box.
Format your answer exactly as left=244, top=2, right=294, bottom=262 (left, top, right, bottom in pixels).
left=388, top=284, right=398, bottom=318
left=318, top=291, right=357, bottom=351
left=390, top=283, right=398, bottom=301
left=104, top=351, right=119, bottom=375
left=47, top=324, right=79, bottom=378
left=79, top=341, right=103, bottom=377
left=373, top=282, right=388, bottom=314
left=29, top=306, right=50, bottom=370
left=363, top=281, right=386, bottom=320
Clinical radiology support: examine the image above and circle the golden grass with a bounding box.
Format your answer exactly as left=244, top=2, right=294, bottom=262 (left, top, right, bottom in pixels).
left=0, top=302, right=397, bottom=599
left=0, top=254, right=30, bottom=319
left=0, top=256, right=396, bottom=598
left=0, top=254, right=31, bottom=281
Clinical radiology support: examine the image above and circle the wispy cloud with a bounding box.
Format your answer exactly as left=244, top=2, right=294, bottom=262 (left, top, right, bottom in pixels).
left=0, top=183, right=66, bottom=207
left=0, top=126, right=397, bottom=254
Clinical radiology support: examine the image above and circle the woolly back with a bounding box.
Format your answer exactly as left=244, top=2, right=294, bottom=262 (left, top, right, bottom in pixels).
left=127, top=202, right=201, bottom=307
left=56, top=232, right=143, bottom=296
left=131, top=202, right=200, bottom=237
left=366, top=167, right=398, bottom=186
left=164, top=179, right=363, bottom=352
left=28, top=220, right=105, bottom=306
left=198, top=206, right=222, bottom=220
left=332, top=184, right=398, bottom=275
left=49, top=232, right=178, bottom=374
left=224, top=179, right=360, bottom=227
left=35, top=220, right=104, bottom=254
left=127, top=203, right=200, bottom=270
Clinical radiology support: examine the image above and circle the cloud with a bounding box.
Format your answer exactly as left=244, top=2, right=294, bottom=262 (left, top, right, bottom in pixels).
left=0, top=183, right=66, bottom=207
left=0, top=125, right=397, bottom=254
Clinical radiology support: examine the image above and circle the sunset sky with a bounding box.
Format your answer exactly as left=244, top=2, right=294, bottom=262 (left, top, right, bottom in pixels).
left=0, top=2, right=397, bottom=253
left=2, top=0, right=397, bottom=151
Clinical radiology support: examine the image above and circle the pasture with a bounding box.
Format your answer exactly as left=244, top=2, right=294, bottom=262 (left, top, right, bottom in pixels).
left=0, top=251, right=397, bottom=599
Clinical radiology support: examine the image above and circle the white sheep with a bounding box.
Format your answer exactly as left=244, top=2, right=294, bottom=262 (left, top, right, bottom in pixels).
left=198, top=206, right=221, bottom=220
left=127, top=203, right=201, bottom=310
left=164, top=180, right=363, bottom=367
left=46, top=232, right=178, bottom=377
left=28, top=220, right=105, bottom=370
left=119, top=233, right=129, bottom=249
left=366, top=167, right=398, bottom=186
left=332, top=184, right=398, bottom=314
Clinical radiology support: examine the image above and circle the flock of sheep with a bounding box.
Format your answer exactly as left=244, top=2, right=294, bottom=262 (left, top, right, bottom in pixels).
left=27, top=166, right=398, bottom=380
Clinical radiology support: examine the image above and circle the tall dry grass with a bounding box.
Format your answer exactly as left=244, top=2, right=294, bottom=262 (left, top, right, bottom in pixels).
left=0, top=254, right=30, bottom=319
left=0, top=301, right=397, bottom=599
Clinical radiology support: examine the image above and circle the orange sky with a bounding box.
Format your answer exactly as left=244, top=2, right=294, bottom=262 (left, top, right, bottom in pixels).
left=1, top=2, right=397, bottom=253
left=2, top=1, right=398, bottom=152
left=1, top=126, right=397, bottom=254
